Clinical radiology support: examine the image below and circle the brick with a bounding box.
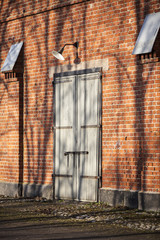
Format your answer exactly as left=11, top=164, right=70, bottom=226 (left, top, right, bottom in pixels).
left=0, top=0, right=160, bottom=197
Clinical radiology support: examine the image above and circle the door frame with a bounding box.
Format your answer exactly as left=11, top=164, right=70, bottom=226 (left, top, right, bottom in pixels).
left=52, top=67, right=102, bottom=201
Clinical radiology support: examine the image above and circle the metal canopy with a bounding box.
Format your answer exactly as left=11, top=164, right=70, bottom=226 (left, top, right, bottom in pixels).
left=1, top=41, right=23, bottom=72
left=132, top=12, right=160, bottom=55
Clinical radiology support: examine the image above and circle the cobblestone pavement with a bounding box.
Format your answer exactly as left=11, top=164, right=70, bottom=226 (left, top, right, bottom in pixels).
left=0, top=196, right=160, bottom=239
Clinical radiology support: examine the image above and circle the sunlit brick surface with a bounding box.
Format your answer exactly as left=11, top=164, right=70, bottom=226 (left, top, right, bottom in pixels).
left=0, top=0, right=160, bottom=194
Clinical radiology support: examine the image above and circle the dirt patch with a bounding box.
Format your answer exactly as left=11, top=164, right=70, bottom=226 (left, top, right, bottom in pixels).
left=0, top=196, right=160, bottom=232
left=0, top=197, right=160, bottom=239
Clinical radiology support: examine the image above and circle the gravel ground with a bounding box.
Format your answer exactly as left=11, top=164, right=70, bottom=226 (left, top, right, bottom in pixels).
left=0, top=196, right=160, bottom=233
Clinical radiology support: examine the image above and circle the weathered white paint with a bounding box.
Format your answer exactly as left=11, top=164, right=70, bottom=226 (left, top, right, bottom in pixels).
left=54, top=71, right=101, bottom=201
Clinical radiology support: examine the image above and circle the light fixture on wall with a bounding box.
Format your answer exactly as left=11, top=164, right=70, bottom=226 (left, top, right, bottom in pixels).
left=52, top=42, right=79, bottom=61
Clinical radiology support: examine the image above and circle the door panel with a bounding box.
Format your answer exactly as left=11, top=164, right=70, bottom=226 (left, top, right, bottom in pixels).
left=55, top=154, right=76, bottom=200
left=54, top=76, right=76, bottom=200
left=54, top=129, right=74, bottom=174
left=80, top=128, right=99, bottom=176
left=78, top=73, right=101, bottom=201
left=55, top=76, right=75, bottom=127
left=78, top=73, right=100, bottom=126
left=79, top=178, right=98, bottom=201
left=54, top=71, right=101, bottom=201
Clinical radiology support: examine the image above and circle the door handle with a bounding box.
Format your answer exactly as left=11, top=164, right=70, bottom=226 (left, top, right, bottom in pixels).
left=64, top=151, right=89, bottom=156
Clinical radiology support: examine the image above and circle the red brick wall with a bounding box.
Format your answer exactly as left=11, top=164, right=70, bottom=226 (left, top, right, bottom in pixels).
left=0, top=0, right=160, bottom=195
left=0, top=77, right=19, bottom=183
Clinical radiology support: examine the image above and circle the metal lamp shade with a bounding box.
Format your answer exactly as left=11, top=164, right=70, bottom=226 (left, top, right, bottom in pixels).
left=52, top=42, right=79, bottom=60
left=52, top=50, right=65, bottom=60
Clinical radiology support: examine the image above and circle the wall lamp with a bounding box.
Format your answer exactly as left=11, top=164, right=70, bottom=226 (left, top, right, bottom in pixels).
left=52, top=42, right=79, bottom=61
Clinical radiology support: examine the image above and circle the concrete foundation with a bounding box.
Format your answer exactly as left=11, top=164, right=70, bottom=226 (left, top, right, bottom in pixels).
left=1, top=182, right=160, bottom=211
left=0, top=182, right=53, bottom=200
left=100, top=188, right=160, bottom=212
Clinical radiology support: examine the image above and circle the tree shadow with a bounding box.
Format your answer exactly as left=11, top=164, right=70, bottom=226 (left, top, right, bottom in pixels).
left=0, top=0, right=159, bottom=204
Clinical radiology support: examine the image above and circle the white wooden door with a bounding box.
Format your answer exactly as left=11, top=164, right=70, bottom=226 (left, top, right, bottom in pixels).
left=54, top=70, right=101, bottom=201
